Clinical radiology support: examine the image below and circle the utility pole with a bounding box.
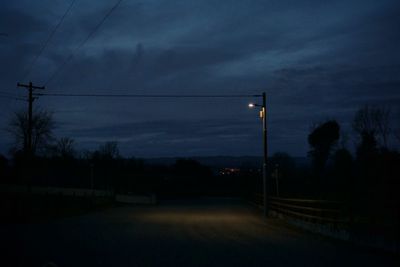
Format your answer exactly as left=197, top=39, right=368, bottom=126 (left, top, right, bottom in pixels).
left=274, top=164, right=280, bottom=197
left=261, top=92, right=269, bottom=217
left=17, top=82, right=45, bottom=156
left=248, top=92, right=269, bottom=217
left=90, top=163, right=94, bottom=190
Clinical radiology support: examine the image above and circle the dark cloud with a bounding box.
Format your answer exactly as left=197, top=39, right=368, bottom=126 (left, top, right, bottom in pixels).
left=1, top=0, right=399, bottom=157
left=56, top=118, right=260, bottom=157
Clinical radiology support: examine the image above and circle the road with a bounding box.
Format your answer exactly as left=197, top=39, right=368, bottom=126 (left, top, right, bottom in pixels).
left=2, top=198, right=398, bottom=267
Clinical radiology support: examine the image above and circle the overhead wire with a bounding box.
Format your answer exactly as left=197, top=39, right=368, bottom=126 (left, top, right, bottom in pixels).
left=0, top=95, right=26, bottom=101
left=34, top=93, right=262, bottom=98
left=22, top=0, right=76, bottom=81
left=44, top=0, right=124, bottom=86
left=0, top=90, right=24, bottom=99
left=0, top=90, right=19, bottom=97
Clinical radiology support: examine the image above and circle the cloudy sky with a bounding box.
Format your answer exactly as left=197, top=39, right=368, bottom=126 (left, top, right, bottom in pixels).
left=1, top=0, right=399, bottom=157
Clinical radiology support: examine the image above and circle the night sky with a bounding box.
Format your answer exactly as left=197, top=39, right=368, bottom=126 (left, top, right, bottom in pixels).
left=1, top=0, right=399, bottom=157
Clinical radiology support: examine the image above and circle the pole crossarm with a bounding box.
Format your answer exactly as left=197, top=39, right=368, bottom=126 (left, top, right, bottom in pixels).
left=17, top=83, right=45, bottom=90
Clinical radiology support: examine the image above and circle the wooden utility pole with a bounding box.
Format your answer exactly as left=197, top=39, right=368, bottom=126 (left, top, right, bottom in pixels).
left=17, top=82, right=45, bottom=156
left=261, top=92, right=268, bottom=217
left=248, top=92, right=269, bottom=217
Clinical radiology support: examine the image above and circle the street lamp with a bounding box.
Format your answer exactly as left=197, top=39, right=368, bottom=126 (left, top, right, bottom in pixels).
left=248, top=92, right=268, bottom=218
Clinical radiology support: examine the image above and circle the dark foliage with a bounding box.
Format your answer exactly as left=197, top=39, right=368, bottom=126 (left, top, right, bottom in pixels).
left=2, top=106, right=399, bottom=242
left=308, top=120, right=340, bottom=173
left=7, top=109, right=55, bottom=155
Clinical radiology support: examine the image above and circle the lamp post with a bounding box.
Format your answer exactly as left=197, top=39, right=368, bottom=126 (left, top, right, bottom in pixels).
left=249, top=92, right=268, bottom=217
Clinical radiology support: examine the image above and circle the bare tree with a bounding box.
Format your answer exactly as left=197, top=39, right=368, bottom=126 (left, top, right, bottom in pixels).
left=54, top=137, right=76, bottom=158
left=376, top=107, right=391, bottom=147
left=99, top=141, right=119, bottom=159
left=352, top=105, right=391, bottom=148
left=393, top=109, right=400, bottom=145
left=395, top=129, right=400, bottom=143
left=8, top=109, right=55, bottom=155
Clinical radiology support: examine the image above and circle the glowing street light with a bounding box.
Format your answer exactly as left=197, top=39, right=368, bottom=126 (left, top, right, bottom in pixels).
left=248, top=92, right=268, bottom=218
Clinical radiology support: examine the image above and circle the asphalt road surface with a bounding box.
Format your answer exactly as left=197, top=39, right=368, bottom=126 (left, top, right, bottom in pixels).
left=2, top=198, right=398, bottom=267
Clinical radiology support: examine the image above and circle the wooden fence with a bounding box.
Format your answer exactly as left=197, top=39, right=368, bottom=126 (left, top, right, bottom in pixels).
left=252, top=193, right=348, bottom=224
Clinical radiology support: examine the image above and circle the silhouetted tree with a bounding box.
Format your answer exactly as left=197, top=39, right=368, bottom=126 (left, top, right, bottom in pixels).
left=98, top=141, right=119, bottom=160
left=0, top=154, right=8, bottom=183
left=356, top=131, right=378, bottom=161
left=332, top=148, right=354, bottom=199
left=52, top=137, right=76, bottom=159
left=394, top=128, right=400, bottom=145
left=353, top=105, right=391, bottom=148
left=333, top=148, right=353, bottom=174
left=8, top=109, right=54, bottom=155
left=308, top=120, right=340, bottom=173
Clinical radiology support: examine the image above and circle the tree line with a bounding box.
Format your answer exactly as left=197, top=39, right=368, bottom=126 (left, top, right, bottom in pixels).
left=266, top=105, right=399, bottom=241
left=0, top=105, right=399, bottom=202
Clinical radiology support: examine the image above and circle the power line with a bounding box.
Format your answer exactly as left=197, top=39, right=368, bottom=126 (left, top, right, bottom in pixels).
left=0, top=91, right=25, bottom=99
left=0, top=91, right=18, bottom=97
left=0, top=95, right=26, bottom=101
left=22, top=0, right=76, bottom=81
left=44, top=0, right=124, bottom=86
left=34, top=93, right=262, bottom=98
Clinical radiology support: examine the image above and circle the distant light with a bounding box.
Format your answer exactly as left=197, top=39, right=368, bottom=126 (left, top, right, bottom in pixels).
left=248, top=103, right=255, bottom=108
